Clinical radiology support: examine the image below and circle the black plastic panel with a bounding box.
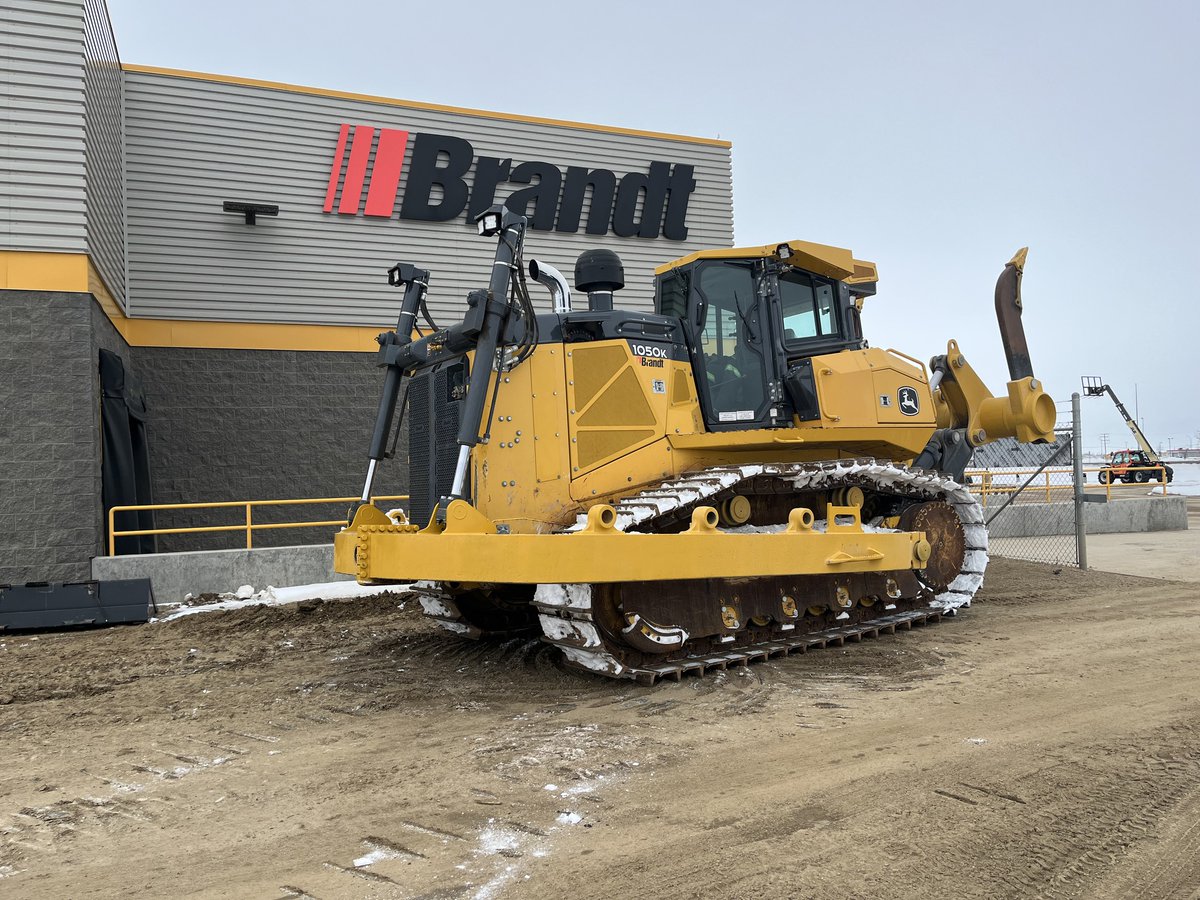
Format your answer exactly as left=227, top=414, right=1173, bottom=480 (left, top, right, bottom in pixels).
left=784, top=359, right=821, bottom=421
left=0, top=580, right=154, bottom=631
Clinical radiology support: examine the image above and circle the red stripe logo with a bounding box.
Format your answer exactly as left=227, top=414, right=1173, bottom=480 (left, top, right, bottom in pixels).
left=323, top=124, right=410, bottom=217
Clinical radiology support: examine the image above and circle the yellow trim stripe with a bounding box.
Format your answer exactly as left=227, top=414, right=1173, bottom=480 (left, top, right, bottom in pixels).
left=2, top=251, right=380, bottom=352
left=0, top=251, right=89, bottom=292
left=121, top=63, right=732, bottom=149
left=87, top=259, right=126, bottom=323
left=121, top=318, right=381, bottom=353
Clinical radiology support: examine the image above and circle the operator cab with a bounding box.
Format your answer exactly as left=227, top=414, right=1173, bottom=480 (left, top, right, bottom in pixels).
left=654, top=240, right=877, bottom=431
left=1112, top=450, right=1150, bottom=466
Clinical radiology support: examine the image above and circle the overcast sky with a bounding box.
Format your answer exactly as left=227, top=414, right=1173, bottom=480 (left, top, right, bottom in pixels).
left=106, top=0, right=1200, bottom=453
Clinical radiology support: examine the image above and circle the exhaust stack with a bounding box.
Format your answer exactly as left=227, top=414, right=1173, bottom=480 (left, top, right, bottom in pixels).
left=528, top=259, right=572, bottom=313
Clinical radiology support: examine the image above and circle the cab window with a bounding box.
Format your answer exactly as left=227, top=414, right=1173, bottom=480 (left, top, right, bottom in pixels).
left=656, top=269, right=689, bottom=319
left=779, top=271, right=839, bottom=343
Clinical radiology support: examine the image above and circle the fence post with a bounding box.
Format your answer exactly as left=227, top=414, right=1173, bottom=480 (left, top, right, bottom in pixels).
left=1071, top=392, right=1087, bottom=570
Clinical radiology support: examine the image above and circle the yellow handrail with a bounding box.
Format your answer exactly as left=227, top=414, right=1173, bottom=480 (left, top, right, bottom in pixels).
left=965, top=465, right=1169, bottom=506
left=107, top=495, right=408, bottom=556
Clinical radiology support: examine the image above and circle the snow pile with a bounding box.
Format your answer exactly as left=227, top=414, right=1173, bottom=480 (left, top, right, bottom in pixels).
left=720, top=519, right=895, bottom=535
left=1164, top=461, right=1200, bottom=496
left=155, top=580, right=410, bottom=622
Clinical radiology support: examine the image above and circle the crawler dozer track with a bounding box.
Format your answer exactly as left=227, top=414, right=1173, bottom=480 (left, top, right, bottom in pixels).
left=414, top=461, right=987, bottom=683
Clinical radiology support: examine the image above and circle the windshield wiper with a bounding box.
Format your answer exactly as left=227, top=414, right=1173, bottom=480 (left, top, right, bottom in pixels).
left=732, top=290, right=758, bottom=342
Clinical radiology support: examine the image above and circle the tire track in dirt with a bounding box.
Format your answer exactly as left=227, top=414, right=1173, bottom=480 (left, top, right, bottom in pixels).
left=983, top=724, right=1200, bottom=899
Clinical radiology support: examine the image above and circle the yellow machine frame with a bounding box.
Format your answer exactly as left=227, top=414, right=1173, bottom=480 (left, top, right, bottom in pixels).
left=334, top=233, right=1054, bottom=586
left=337, top=500, right=930, bottom=584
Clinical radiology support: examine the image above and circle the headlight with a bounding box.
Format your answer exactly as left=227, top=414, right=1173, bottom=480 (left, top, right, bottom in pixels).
left=476, top=210, right=503, bottom=236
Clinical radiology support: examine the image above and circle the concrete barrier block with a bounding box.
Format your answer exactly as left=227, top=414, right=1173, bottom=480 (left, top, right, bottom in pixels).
left=985, top=496, right=1187, bottom=538
left=91, top=544, right=351, bottom=604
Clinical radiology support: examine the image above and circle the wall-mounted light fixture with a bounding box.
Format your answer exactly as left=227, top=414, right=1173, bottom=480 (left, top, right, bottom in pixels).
left=222, top=201, right=279, bottom=225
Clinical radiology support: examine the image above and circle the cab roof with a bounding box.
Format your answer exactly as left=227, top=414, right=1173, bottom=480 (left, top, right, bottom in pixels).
left=655, top=239, right=878, bottom=287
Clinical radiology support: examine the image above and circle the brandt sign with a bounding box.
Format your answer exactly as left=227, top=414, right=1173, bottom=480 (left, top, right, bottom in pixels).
left=322, top=123, right=698, bottom=240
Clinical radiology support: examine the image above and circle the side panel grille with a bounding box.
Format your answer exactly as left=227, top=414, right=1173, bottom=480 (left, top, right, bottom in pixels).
left=407, top=364, right=466, bottom=527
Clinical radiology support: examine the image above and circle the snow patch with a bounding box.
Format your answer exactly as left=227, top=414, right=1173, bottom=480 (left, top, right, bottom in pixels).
left=558, top=781, right=597, bottom=798
left=556, top=812, right=583, bottom=825
left=720, top=519, right=894, bottom=535
left=154, top=580, right=410, bottom=621
left=418, top=596, right=455, bottom=618
left=473, top=865, right=518, bottom=900
left=105, top=779, right=144, bottom=794
left=354, top=846, right=402, bottom=868
left=477, top=823, right=523, bottom=855
left=537, top=614, right=601, bottom=647
left=561, top=645, right=624, bottom=676
left=533, top=583, right=592, bottom=611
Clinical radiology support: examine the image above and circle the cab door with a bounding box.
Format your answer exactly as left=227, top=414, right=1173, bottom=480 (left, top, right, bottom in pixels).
left=688, top=260, right=775, bottom=430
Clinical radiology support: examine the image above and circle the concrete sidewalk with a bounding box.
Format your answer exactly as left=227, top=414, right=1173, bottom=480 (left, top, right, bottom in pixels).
left=1082, top=496, right=1200, bottom=582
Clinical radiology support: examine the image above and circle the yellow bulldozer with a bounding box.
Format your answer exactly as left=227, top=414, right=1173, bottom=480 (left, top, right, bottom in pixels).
left=335, top=205, right=1055, bottom=683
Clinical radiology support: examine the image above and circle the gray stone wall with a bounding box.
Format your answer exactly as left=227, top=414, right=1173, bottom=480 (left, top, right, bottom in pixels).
left=0, top=290, right=120, bottom=584
left=1, top=291, right=409, bottom=577
left=134, top=347, right=407, bottom=551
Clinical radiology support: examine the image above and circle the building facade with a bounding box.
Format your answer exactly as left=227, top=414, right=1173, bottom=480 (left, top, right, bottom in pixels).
left=0, top=0, right=735, bottom=583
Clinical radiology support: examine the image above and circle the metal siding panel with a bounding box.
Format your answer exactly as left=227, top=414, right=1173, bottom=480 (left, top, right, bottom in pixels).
left=0, top=0, right=87, bottom=254
left=83, top=0, right=125, bottom=305
left=124, top=71, right=733, bottom=326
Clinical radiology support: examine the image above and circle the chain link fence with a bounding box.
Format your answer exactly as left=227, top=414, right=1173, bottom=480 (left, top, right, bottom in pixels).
left=968, top=435, right=1081, bottom=568
left=964, top=394, right=1087, bottom=569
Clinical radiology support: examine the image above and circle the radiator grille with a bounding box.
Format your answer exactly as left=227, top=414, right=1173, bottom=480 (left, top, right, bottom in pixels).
left=407, top=365, right=466, bottom=526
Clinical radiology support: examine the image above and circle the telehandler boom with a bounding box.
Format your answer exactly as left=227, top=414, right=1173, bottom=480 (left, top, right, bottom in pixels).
left=1081, top=377, right=1173, bottom=484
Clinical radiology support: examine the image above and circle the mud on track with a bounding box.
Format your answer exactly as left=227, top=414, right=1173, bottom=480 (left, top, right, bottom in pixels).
left=2, top=559, right=1199, bottom=899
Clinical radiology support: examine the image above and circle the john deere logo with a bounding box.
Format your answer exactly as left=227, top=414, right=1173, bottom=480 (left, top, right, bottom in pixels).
left=897, top=386, right=921, bottom=416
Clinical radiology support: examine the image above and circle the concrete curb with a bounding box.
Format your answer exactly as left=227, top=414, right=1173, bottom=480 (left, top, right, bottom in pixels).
left=91, top=544, right=350, bottom=604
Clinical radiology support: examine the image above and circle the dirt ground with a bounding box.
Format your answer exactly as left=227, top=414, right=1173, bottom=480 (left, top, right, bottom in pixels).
left=2, top=558, right=1200, bottom=899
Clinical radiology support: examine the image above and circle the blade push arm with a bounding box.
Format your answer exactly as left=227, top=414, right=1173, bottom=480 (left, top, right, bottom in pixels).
left=360, top=263, right=430, bottom=502
left=354, top=205, right=529, bottom=515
